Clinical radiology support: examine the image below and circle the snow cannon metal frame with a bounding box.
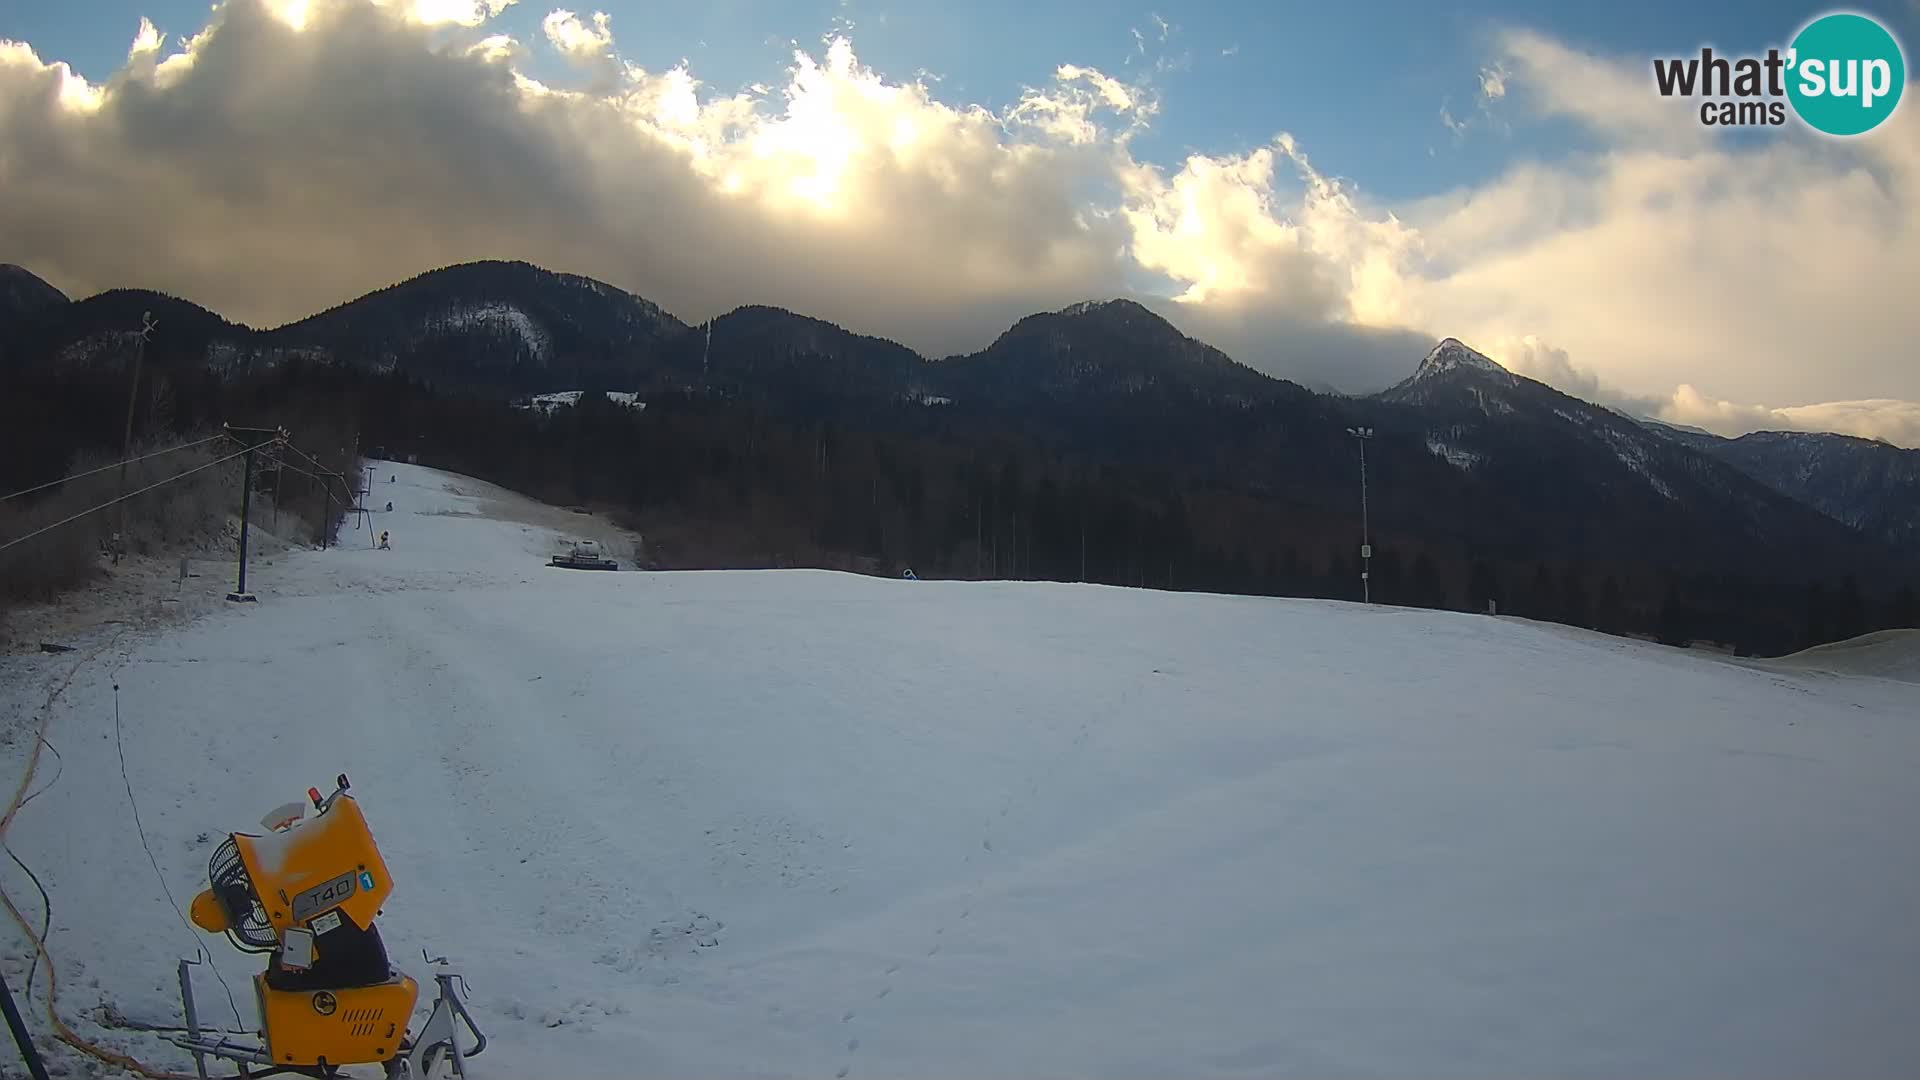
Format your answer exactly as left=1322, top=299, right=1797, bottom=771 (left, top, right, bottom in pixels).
left=549, top=538, right=618, bottom=571
left=171, top=774, right=487, bottom=1079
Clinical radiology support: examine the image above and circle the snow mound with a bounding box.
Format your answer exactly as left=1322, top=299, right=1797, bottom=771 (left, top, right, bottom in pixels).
left=1767, top=628, right=1920, bottom=684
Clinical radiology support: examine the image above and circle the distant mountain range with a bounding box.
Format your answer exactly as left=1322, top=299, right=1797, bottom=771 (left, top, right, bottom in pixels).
left=1646, top=425, right=1920, bottom=553
left=2, top=259, right=1912, bottom=590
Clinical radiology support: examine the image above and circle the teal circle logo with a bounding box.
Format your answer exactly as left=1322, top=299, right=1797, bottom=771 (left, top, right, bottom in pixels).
left=1786, top=12, right=1905, bottom=135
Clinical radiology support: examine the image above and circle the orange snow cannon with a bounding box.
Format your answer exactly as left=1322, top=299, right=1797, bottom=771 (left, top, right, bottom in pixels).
left=173, top=774, right=487, bottom=1079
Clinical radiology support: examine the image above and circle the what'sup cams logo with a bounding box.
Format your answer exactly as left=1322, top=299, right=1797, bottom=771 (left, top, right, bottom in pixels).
left=1653, top=11, right=1906, bottom=135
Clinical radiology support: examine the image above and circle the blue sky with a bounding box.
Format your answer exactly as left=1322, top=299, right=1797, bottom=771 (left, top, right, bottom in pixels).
left=11, top=0, right=1916, bottom=202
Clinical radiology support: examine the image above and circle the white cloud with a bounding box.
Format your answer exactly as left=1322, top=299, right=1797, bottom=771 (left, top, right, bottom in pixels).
left=1007, top=63, right=1151, bottom=145
left=0, top=40, right=102, bottom=110
left=1121, top=145, right=1338, bottom=309
left=0, top=1, right=1147, bottom=359
left=1436, top=62, right=1511, bottom=141
left=467, top=33, right=521, bottom=63
left=1483, top=335, right=1615, bottom=406
left=1769, top=401, right=1920, bottom=446
left=0, top=1, right=1914, bottom=445
left=1474, top=337, right=1920, bottom=447
left=393, top=0, right=515, bottom=26
left=543, top=8, right=613, bottom=61
left=128, top=18, right=164, bottom=58
left=1493, top=27, right=1703, bottom=147
left=1067, top=65, right=1137, bottom=112
left=1381, top=34, right=1920, bottom=444
left=1477, top=64, right=1507, bottom=102
left=1118, top=131, right=1423, bottom=322
left=265, top=0, right=512, bottom=30
left=1662, top=387, right=1920, bottom=446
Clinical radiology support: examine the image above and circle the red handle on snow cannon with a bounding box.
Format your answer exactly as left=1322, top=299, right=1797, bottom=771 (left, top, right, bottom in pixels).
left=308, top=775, right=352, bottom=812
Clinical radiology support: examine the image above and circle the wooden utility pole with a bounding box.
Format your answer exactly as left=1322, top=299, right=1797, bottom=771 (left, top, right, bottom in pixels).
left=317, top=479, right=331, bottom=550
left=114, top=312, right=155, bottom=564
left=224, top=424, right=285, bottom=602
left=302, top=454, right=349, bottom=550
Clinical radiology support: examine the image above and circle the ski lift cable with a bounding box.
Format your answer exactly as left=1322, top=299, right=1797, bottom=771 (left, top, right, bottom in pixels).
left=262, top=453, right=337, bottom=491
left=0, top=442, right=262, bottom=556
left=274, top=439, right=348, bottom=481
left=0, top=434, right=227, bottom=504
left=273, top=439, right=362, bottom=501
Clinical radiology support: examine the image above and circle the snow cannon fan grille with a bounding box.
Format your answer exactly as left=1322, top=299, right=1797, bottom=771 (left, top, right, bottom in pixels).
left=209, top=836, right=277, bottom=952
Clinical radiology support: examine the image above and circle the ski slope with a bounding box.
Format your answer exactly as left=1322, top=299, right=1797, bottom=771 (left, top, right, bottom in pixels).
left=4, top=463, right=1919, bottom=1078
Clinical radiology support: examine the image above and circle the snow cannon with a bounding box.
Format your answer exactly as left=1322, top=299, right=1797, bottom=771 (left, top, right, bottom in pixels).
left=172, top=774, right=487, bottom=1079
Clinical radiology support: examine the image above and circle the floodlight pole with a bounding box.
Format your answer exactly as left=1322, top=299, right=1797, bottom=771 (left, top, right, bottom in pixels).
left=1347, top=426, right=1374, bottom=603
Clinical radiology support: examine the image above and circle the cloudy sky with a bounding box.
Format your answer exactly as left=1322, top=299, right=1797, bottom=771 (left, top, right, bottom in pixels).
left=3, top=0, right=1918, bottom=445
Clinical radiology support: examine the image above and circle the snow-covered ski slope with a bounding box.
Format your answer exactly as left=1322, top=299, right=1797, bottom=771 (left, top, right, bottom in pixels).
left=4, top=463, right=1919, bottom=1079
